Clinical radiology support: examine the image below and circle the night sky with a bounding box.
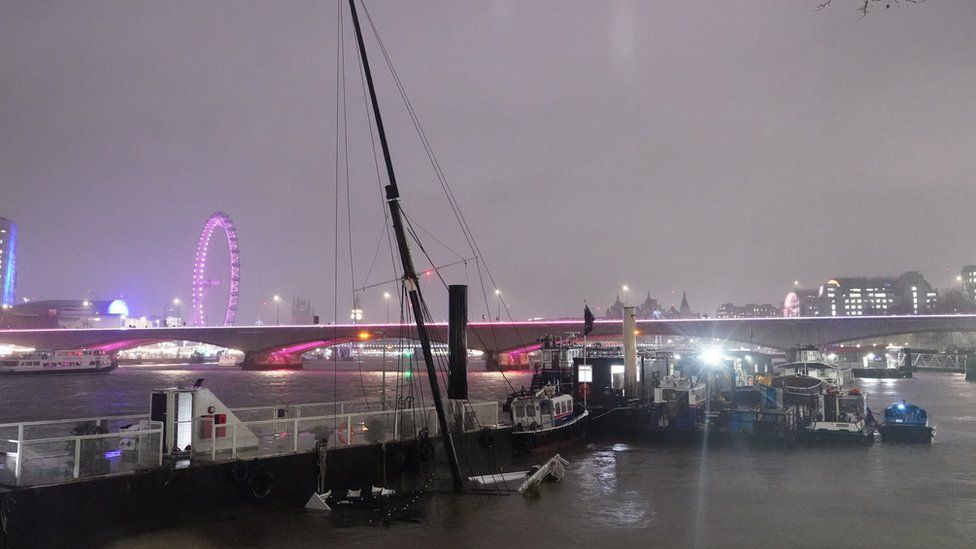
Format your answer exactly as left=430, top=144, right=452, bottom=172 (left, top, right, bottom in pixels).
left=2, top=1, right=974, bottom=324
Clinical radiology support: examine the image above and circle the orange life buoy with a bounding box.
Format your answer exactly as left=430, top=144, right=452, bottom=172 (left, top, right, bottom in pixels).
left=578, top=383, right=591, bottom=399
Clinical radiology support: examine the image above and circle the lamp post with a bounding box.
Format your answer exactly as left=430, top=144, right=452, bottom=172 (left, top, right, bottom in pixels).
left=172, top=298, right=181, bottom=326
left=494, top=289, right=502, bottom=322
left=273, top=295, right=282, bottom=325
left=82, top=300, right=91, bottom=328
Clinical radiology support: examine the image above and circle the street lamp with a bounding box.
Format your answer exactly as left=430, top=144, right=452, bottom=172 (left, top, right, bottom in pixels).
left=172, top=298, right=181, bottom=325
left=622, top=285, right=630, bottom=306
left=82, top=300, right=91, bottom=328
left=494, top=289, right=502, bottom=322
left=273, top=295, right=282, bottom=325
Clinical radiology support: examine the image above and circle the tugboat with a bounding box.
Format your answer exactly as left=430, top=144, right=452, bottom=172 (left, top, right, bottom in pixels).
left=509, top=384, right=588, bottom=455
left=648, top=374, right=707, bottom=437
left=798, top=387, right=877, bottom=443
left=878, top=401, right=935, bottom=443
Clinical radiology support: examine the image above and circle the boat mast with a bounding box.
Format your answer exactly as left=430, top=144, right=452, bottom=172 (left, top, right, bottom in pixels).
left=346, top=0, right=463, bottom=490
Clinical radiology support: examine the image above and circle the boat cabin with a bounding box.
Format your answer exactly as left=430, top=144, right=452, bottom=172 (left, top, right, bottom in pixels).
left=776, top=362, right=853, bottom=388
left=510, top=393, right=575, bottom=431
left=654, top=375, right=707, bottom=408
left=883, top=402, right=928, bottom=426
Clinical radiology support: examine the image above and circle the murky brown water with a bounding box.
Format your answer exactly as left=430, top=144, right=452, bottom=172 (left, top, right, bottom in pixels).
left=3, top=364, right=974, bottom=548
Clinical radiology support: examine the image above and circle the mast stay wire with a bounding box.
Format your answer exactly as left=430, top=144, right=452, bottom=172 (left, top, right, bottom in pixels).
left=359, top=1, right=532, bottom=362
left=337, top=2, right=373, bottom=409
left=331, top=0, right=343, bottom=433
left=353, top=1, right=519, bottom=490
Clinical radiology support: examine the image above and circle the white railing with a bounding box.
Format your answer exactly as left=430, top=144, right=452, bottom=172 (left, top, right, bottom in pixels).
left=0, top=399, right=501, bottom=486
left=0, top=419, right=163, bottom=488
left=229, top=399, right=386, bottom=422
left=190, top=401, right=500, bottom=463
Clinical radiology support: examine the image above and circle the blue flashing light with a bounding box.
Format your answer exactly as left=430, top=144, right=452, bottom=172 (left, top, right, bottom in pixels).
left=108, top=299, right=129, bottom=316
left=103, top=449, right=122, bottom=459
left=897, top=403, right=905, bottom=410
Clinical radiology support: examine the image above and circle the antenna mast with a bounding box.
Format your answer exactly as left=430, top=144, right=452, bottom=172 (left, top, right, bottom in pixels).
left=346, top=0, right=463, bottom=490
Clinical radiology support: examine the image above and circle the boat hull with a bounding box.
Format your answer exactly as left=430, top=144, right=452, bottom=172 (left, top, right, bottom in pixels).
left=798, top=422, right=876, bottom=444
left=0, top=362, right=118, bottom=375
left=878, top=424, right=934, bottom=443
left=511, top=411, right=587, bottom=455
left=852, top=367, right=912, bottom=379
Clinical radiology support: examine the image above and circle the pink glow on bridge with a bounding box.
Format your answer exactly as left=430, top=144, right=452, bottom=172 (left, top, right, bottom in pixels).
left=88, top=339, right=163, bottom=352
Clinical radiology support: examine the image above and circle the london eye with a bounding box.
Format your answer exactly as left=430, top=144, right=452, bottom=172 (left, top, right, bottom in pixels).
left=190, top=212, right=240, bottom=326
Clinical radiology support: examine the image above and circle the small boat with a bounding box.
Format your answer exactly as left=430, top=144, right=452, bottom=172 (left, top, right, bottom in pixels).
left=510, top=384, right=588, bottom=454
left=648, top=374, right=707, bottom=435
left=0, top=349, right=117, bottom=375
left=799, top=388, right=877, bottom=443
left=878, top=401, right=935, bottom=443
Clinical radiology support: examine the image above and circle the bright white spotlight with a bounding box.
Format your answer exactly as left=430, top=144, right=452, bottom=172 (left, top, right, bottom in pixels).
left=702, top=347, right=723, bottom=365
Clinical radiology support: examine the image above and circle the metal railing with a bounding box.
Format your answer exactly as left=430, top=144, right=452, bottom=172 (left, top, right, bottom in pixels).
left=229, top=399, right=386, bottom=422
left=0, top=399, right=500, bottom=486
left=0, top=418, right=163, bottom=488
left=190, top=401, right=500, bottom=463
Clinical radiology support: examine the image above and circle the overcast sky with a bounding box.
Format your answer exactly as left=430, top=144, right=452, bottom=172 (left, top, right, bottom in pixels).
left=2, top=0, right=975, bottom=323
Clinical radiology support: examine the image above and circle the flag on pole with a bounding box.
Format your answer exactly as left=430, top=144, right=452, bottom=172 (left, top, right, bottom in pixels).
left=583, top=305, right=594, bottom=336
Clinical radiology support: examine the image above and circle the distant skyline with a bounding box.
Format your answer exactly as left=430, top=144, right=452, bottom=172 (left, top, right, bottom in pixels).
left=3, top=1, right=975, bottom=323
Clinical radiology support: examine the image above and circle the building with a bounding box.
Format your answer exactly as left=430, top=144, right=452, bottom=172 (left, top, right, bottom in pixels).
left=679, top=292, right=692, bottom=318
left=716, top=302, right=781, bottom=319
left=0, top=218, right=17, bottom=307
left=963, top=265, right=976, bottom=303
left=0, top=299, right=130, bottom=329
left=790, top=272, right=938, bottom=317
left=292, top=297, right=314, bottom=325
left=605, top=294, right=625, bottom=319
left=783, top=289, right=822, bottom=317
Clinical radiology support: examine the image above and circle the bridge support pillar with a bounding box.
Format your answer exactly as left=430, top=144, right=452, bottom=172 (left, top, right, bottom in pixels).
left=484, top=351, right=500, bottom=371
left=242, top=351, right=304, bottom=371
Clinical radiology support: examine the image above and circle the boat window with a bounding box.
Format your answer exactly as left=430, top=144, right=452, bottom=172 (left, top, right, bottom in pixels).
left=578, top=365, right=593, bottom=383
left=525, top=403, right=536, bottom=417
left=513, top=404, right=524, bottom=418
left=540, top=401, right=552, bottom=414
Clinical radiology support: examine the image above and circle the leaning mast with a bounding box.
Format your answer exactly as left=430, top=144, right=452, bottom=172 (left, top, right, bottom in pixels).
left=346, top=0, right=464, bottom=490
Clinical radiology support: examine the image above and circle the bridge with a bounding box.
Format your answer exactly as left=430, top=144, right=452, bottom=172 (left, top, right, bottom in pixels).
left=4, top=314, right=976, bottom=369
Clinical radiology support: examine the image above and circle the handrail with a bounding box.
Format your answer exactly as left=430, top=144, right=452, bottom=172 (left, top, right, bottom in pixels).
left=194, top=401, right=498, bottom=428
left=0, top=413, right=150, bottom=430
left=8, top=422, right=163, bottom=446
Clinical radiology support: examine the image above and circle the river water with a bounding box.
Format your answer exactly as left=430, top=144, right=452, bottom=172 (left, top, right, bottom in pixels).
left=3, top=364, right=975, bottom=548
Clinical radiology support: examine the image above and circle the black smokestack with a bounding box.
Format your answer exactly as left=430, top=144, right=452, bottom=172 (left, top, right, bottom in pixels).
left=448, top=284, right=468, bottom=400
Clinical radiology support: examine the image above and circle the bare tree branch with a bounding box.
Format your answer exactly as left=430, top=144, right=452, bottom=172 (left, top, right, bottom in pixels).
left=815, top=0, right=926, bottom=17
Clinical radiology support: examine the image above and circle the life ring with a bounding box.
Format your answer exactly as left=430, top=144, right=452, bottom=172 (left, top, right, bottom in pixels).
left=337, top=421, right=348, bottom=445
left=577, top=383, right=591, bottom=399
left=229, top=461, right=249, bottom=484
left=248, top=468, right=274, bottom=500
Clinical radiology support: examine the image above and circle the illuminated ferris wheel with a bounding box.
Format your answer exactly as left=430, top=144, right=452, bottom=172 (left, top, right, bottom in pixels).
left=190, top=212, right=240, bottom=326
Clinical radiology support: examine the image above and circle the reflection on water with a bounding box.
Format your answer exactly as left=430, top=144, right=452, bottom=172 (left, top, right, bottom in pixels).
left=4, top=365, right=976, bottom=547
